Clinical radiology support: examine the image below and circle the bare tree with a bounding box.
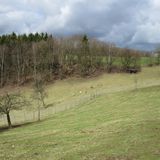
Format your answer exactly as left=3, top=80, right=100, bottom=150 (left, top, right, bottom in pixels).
left=32, top=77, right=47, bottom=121
left=0, top=92, right=27, bottom=128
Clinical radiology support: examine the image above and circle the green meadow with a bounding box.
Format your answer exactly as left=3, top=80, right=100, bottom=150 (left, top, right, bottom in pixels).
left=0, top=66, right=160, bottom=160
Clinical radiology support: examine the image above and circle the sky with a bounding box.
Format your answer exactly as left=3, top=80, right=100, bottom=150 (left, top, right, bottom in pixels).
left=0, top=0, right=160, bottom=51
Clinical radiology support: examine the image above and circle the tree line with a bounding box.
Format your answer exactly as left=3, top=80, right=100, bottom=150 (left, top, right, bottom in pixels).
left=0, top=32, right=146, bottom=87
left=0, top=32, right=49, bottom=44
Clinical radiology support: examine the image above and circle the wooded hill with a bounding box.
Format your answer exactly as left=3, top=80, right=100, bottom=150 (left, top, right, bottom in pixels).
left=0, top=32, right=154, bottom=87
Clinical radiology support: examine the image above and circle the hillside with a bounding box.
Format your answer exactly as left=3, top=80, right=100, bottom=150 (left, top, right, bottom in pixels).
left=0, top=66, right=160, bottom=160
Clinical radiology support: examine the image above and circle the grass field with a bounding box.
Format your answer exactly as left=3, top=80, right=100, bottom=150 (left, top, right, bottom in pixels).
left=0, top=66, right=160, bottom=160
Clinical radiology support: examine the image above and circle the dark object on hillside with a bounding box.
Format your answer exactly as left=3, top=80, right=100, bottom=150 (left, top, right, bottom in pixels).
left=126, top=68, right=140, bottom=74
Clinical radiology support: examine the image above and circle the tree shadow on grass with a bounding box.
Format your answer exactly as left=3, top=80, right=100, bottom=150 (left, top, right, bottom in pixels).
left=0, top=121, right=36, bottom=133
left=0, top=116, right=54, bottom=133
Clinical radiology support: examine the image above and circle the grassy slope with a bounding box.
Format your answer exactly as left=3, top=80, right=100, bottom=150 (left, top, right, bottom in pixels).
left=0, top=67, right=160, bottom=160
left=1, top=66, right=159, bottom=125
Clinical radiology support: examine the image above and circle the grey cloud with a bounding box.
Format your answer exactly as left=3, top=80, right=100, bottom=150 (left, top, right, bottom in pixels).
left=0, top=0, right=160, bottom=50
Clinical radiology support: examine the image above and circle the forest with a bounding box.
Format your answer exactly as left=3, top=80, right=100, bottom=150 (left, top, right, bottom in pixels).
left=0, top=32, right=158, bottom=87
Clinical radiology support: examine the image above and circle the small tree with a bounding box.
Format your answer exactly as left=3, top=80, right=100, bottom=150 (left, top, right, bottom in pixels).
left=33, top=77, right=47, bottom=121
left=0, top=92, right=26, bottom=128
left=120, top=48, right=132, bottom=71
left=120, top=48, right=141, bottom=72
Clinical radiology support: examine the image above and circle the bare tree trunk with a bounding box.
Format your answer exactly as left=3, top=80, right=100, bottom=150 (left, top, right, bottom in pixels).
left=16, top=53, right=21, bottom=85
left=0, top=46, right=5, bottom=87
left=37, top=100, right=41, bottom=121
left=6, top=112, right=12, bottom=128
left=107, top=44, right=112, bottom=72
left=32, top=43, right=37, bottom=81
left=21, top=62, right=25, bottom=84
left=40, top=93, right=45, bottom=108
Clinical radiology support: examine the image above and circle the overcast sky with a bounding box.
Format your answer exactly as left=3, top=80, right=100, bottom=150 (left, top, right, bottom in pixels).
left=0, top=0, right=160, bottom=50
